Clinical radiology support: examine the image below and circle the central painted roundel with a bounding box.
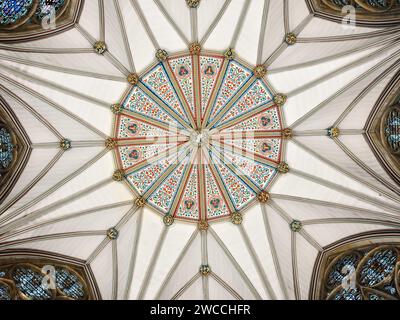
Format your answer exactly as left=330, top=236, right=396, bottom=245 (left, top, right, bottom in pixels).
left=114, top=50, right=284, bottom=223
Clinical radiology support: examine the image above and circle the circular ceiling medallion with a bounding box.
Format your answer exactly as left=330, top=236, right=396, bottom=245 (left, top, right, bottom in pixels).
left=114, top=51, right=284, bottom=223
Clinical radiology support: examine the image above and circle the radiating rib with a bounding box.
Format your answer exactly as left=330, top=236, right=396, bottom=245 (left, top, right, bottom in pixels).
left=0, top=63, right=110, bottom=108
left=99, top=0, right=105, bottom=42
left=0, top=84, right=63, bottom=139
left=129, top=0, right=159, bottom=49
left=113, top=0, right=136, bottom=72
left=334, top=58, right=400, bottom=126
left=283, top=0, right=289, bottom=35
left=153, top=0, right=190, bottom=45
left=290, top=168, right=400, bottom=215
left=257, top=0, right=270, bottom=65
left=137, top=82, right=192, bottom=131
left=162, top=61, right=197, bottom=128
left=270, top=193, right=400, bottom=224
left=290, top=53, right=400, bottom=129
left=0, top=74, right=108, bottom=139
left=334, top=137, right=400, bottom=197
left=75, top=24, right=131, bottom=76
left=269, top=33, right=400, bottom=74
left=261, top=204, right=289, bottom=299
left=202, top=148, right=236, bottom=213
left=229, top=0, right=251, bottom=49
left=0, top=149, right=108, bottom=227
left=287, top=42, right=400, bottom=98
left=0, top=231, right=106, bottom=250
left=206, top=78, right=256, bottom=129
left=200, top=0, right=232, bottom=46
left=123, top=208, right=144, bottom=299
left=0, top=54, right=126, bottom=82
left=155, top=229, right=199, bottom=299
left=137, top=226, right=169, bottom=299
left=238, top=225, right=277, bottom=299
left=291, top=232, right=300, bottom=300
left=298, top=26, right=400, bottom=43
left=201, top=230, right=209, bottom=300
left=0, top=178, right=113, bottom=235
left=112, top=240, right=118, bottom=300
left=208, top=227, right=262, bottom=299
left=190, top=5, right=198, bottom=43
left=0, top=51, right=125, bottom=81
left=302, top=217, right=400, bottom=228
left=0, top=44, right=92, bottom=54
left=292, top=138, right=400, bottom=205
left=210, top=273, right=243, bottom=300
left=171, top=273, right=201, bottom=300
left=0, top=201, right=134, bottom=242
left=0, top=150, right=64, bottom=217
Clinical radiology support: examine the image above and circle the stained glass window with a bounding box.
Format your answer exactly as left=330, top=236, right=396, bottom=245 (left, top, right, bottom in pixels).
left=0, top=125, right=15, bottom=171
left=55, top=266, right=86, bottom=300
left=0, top=261, right=91, bottom=300
left=0, top=0, right=33, bottom=25
left=384, top=106, right=400, bottom=154
left=115, top=52, right=283, bottom=223
left=321, top=245, right=400, bottom=300
left=35, top=0, right=66, bottom=21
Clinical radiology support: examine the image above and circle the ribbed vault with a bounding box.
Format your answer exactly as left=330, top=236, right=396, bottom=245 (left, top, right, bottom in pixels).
left=0, top=0, right=399, bottom=300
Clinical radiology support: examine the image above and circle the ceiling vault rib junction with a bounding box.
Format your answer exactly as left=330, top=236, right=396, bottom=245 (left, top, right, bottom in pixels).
left=75, top=24, right=131, bottom=76
left=263, top=14, right=312, bottom=67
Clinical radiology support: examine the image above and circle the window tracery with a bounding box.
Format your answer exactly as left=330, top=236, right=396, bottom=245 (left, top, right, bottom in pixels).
left=0, top=0, right=82, bottom=42
left=0, top=253, right=97, bottom=300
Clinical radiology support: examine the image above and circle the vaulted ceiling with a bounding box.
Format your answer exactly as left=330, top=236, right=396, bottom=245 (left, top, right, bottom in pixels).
left=0, top=0, right=399, bottom=300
